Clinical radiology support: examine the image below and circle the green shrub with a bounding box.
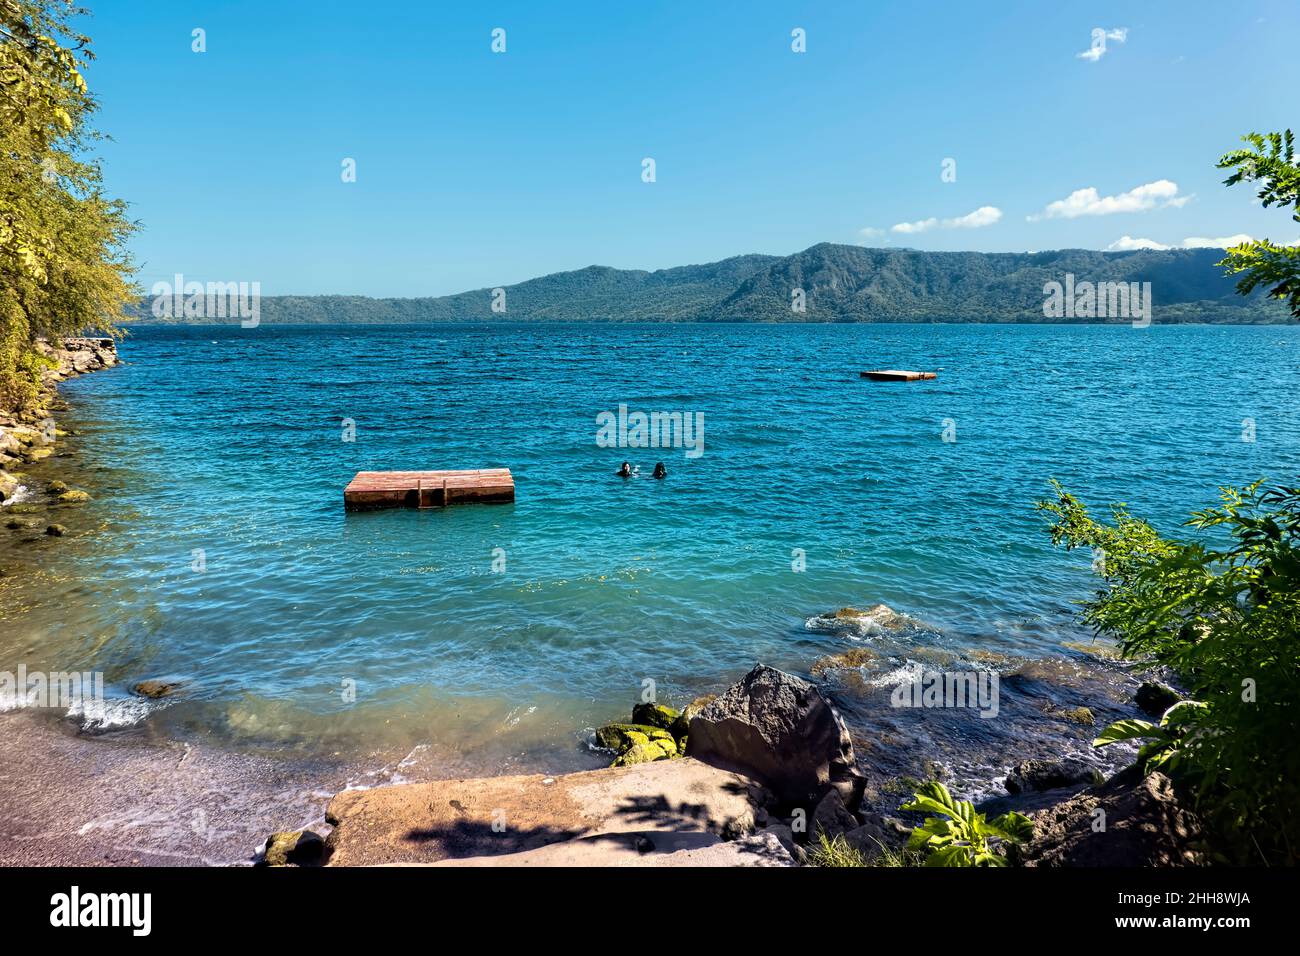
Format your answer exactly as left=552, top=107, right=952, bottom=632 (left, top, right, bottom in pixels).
left=1039, top=480, right=1300, bottom=864
left=900, top=781, right=1032, bottom=867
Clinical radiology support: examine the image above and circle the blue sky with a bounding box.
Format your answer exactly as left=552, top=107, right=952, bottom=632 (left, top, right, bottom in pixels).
left=85, top=1, right=1300, bottom=296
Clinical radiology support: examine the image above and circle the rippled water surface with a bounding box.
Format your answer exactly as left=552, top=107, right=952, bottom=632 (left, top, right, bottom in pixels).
left=3, top=322, right=1299, bottom=789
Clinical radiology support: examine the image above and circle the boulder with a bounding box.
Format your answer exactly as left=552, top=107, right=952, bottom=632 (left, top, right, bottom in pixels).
left=610, top=737, right=677, bottom=767
left=1017, top=769, right=1204, bottom=867
left=259, top=830, right=325, bottom=867
left=812, top=789, right=859, bottom=839
left=1004, top=758, right=1104, bottom=795
left=56, top=490, right=91, bottom=504
left=686, top=664, right=865, bottom=810
left=1135, top=681, right=1181, bottom=716
left=669, top=694, right=715, bottom=739
left=631, top=702, right=680, bottom=730
left=44, top=524, right=66, bottom=537
left=594, top=722, right=672, bottom=751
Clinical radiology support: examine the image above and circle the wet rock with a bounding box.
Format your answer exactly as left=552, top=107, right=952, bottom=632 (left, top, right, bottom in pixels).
left=44, top=524, right=66, bottom=537
left=687, top=663, right=865, bottom=810
left=1056, top=706, right=1095, bottom=725
left=1005, top=758, right=1104, bottom=795
left=56, top=489, right=91, bottom=504
left=1017, top=769, right=1204, bottom=867
left=46, top=480, right=69, bottom=495
left=259, top=830, right=325, bottom=867
left=595, top=722, right=670, bottom=749
left=1135, top=681, right=1181, bottom=716
left=630, top=701, right=679, bottom=730
left=810, top=646, right=878, bottom=677
left=133, top=680, right=185, bottom=699
left=610, top=736, right=677, bottom=767
left=0, top=471, right=18, bottom=502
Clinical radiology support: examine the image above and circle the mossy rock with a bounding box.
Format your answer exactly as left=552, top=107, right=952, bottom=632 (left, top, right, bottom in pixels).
left=810, top=647, right=878, bottom=677
left=1058, top=706, right=1096, bottom=726
left=44, top=524, right=67, bottom=537
left=611, top=737, right=678, bottom=767
left=57, top=489, right=91, bottom=503
left=46, top=480, right=69, bottom=495
left=676, top=735, right=688, bottom=756
left=594, top=722, right=671, bottom=751
left=631, top=701, right=680, bottom=730
left=3, top=503, right=44, bottom=515
left=133, top=679, right=185, bottom=699
left=259, top=830, right=325, bottom=867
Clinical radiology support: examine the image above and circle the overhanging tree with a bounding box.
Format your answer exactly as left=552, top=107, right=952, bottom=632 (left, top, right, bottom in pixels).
left=0, top=0, right=137, bottom=409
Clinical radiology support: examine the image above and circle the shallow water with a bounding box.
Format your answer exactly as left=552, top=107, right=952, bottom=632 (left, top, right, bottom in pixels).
left=3, top=322, right=1298, bottom=799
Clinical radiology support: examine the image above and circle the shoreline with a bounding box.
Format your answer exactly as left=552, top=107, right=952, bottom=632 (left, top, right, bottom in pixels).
left=0, top=337, right=1201, bottom=867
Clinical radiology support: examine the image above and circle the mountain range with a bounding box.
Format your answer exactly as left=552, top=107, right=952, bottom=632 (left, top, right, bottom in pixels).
left=128, top=244, right=1289, bottom=325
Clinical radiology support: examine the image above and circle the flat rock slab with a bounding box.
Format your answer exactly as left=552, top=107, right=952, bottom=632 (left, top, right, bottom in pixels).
left=427, top=829, right=793, bottom=867
left=325, top=757, right=772, bottom=867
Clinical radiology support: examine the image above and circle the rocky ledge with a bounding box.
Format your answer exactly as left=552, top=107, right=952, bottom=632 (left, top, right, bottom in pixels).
left=291, top=661, right=1206, bottom=868
left=1, top=337, right=117, bottom=521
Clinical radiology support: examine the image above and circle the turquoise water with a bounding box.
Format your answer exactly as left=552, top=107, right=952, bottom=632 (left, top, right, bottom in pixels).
left=4, top=322, right=1299, bottom=789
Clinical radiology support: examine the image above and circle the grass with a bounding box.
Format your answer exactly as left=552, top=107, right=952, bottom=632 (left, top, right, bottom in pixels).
left=804, top=831, right=925, bottom=868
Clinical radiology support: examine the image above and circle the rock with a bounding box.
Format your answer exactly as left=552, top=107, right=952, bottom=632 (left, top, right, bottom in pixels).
left=1135, top=681, right=1181, bottom=716
left=687, top=663, right=865, bottom=811
left=56, top=490, right=90, bottom=504
left=44, top=524, right=66, bottom=537
left=810, top=647, right=878, bottom=676
left=133, top=680, right=185, bottom=699
left=259, top=830, right=325, bottom=867
left=1005, top=758, right=1104, bottom=795
left=610, top=737, right=678, bottom=767
left=46, top=480, right=69, bottom=495
left=764, top=823, right=796, bottom=854
left=1017, top=769, right=1204, bottom=867
left=841, top=814, right=909, bottom=859
left=594, top=722, right=673, bottom=751
left=669, top=694, right=715, bottom=739
left=1056, top=706, right=1095, bottom=725
left=631, top=701, right=680, bottom=730
left=324, top=757, right=767, bottom=866
left=812, top=789, right=859, bottom=839
left=0, top=471, right=18, bottom=502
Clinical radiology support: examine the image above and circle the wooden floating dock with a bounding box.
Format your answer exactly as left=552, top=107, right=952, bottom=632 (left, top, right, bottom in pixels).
left=344, top=469, right=515, bottom=511
left=860, top=369, right=937, bottom=382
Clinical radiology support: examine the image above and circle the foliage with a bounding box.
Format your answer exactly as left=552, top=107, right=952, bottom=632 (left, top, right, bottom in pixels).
left=900, top=781, right=1032, bottom=867
left=0, top=0, right=137, bottom=408
left=1216, top=130, right=1300, bottom=318
left=1038, top=481, right=1300, bottom=864
left=806, top=832, right=870, bottom=867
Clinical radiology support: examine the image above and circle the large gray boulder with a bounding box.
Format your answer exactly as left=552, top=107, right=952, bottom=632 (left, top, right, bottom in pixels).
left=686, top=664, right=865, bottom=811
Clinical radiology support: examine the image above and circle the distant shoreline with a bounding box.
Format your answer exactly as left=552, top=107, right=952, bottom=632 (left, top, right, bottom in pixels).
left=125, top=243, right=1291, bottom=326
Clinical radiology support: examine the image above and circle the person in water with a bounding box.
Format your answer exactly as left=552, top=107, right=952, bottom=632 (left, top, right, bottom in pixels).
left=652, top=462, right=667, bottom=479
left=617, top=461, right=632, bottom=478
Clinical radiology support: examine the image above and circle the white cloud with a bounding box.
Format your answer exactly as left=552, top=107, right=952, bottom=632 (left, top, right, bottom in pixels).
left=1107, top=236, right=1170, bottom=251
left=1106, top=233, right=1258, bottom=251
left=891, top=205, right=1002, bottom=234
left=858, top=226, right=885, bottom=239
left=1031, top=180, right=1186, bottom=220
left=1181, top=234, right=1255, bottom=248
left=1077, top=27, right=1128, bottom=61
